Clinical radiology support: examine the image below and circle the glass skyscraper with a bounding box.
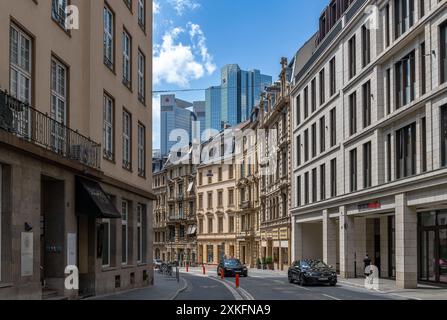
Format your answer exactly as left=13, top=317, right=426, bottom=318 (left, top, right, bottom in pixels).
left=205, top=64, right=272, bottom=132
left=160, top=94, right=196, bottom=156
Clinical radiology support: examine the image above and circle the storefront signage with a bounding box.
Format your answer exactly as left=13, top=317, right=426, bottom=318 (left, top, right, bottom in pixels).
left=358, top=201, right=381, bottom=211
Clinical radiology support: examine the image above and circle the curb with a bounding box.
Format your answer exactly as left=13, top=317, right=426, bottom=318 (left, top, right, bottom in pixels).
left=170, top=277, right=188, bottom=300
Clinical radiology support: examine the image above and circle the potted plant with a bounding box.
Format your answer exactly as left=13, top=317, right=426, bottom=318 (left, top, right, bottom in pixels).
left=256, top=258, right=262, bottom=269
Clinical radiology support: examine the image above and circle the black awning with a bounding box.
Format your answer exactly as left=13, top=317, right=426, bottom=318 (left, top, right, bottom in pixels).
left=75, top=177, right=121, bottom=219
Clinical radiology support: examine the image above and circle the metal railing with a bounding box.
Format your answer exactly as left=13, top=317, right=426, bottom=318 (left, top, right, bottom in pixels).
left=0, top=90, right=101, bottom=170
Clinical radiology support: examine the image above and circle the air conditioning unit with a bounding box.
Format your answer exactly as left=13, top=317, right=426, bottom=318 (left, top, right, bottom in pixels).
left=70, top=144, right=90, bottom=165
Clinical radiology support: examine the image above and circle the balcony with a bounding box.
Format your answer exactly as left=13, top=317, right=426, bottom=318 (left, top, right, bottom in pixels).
left=240, top=201, right=253, bottom=210
left=0, top=90, right=101, bottom=170
left=168, top=213, right=186, bottom=223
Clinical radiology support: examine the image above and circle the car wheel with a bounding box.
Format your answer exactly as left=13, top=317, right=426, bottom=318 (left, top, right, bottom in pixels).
left=288, top=274, right=294, bottom=283
left=299, top=274, right=306, bottom=286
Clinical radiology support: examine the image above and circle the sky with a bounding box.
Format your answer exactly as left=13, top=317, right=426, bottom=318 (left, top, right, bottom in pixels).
left=152, top=0, right=329, bottom=149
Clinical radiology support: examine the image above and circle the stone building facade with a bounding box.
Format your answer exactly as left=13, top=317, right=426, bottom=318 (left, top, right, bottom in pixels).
left=0, top=0, right=154, bottom=299
left=291, top=0, right=447, bottom=288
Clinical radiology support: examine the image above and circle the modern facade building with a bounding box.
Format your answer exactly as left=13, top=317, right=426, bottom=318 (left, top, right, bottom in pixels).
left=205, top=65, right=272, bottom=132
left=291, top=0, right=447, bottom=288
left=193, top=100, right=206, bottom=142
left=259, top=59, right=292, bottom=271
left=160, top=94, right=196, bottom=156
left=0, top=0, right=154, bottom=299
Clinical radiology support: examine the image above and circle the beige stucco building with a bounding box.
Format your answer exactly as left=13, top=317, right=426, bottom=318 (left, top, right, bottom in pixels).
left=0, top=0, right=154, bottom=299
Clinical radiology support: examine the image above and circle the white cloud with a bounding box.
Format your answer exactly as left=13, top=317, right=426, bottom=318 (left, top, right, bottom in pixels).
left=153, top=1, right=160, bottom=14
left=152, top=94, right=161, bottom=148
left=169, top=0, right=200, bottom=16
left=153, top=24, right=215, bottom=87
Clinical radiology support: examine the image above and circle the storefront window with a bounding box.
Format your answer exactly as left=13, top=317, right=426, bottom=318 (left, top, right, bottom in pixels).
left=421, top=212, right=437, bottom=227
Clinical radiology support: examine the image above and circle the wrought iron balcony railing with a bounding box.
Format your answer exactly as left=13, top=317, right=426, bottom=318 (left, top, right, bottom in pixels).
left=0, top=90, right=101, bottom=170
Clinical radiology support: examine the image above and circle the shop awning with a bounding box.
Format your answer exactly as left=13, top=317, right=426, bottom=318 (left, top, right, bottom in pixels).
left=75, top=177, right=121, bottom=219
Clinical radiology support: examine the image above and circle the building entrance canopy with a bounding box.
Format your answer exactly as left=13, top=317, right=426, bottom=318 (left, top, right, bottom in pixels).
left=75, top=177, right=121, bottom=219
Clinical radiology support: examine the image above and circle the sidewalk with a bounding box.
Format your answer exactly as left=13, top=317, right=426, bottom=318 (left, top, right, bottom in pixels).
left=91, top=272, right=187, bottom=300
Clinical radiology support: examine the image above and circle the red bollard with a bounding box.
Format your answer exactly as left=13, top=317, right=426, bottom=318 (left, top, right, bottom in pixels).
left=186, top=264, right=189, bottom=273
left=221, top=269, right=224, bottom=280
left=235, top=274, right=240, bottom=288
left=202, top=265, right=206, bottom=275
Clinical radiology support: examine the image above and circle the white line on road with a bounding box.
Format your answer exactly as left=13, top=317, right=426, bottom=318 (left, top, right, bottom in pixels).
left=322, top=294, right=341, bottom=300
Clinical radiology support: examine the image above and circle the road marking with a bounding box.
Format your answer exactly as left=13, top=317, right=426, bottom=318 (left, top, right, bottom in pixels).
left=186, top=273, right=244, bottom=300
left=322, top=294, right=341, bottom=300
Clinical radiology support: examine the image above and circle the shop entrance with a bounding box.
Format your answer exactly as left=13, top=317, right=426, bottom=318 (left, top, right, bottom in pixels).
left=419, top=211, right=447, bottom=284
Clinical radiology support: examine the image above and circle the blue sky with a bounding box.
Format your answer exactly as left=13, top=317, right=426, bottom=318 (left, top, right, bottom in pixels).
left=153, top=0, right=329, bottom=149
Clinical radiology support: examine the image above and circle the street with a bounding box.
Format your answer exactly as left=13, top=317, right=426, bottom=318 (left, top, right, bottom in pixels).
left=174, top=268, right=406, bottom=301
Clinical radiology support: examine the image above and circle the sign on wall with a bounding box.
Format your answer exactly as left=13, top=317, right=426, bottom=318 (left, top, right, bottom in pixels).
left=21, top=232, right=33, bottom=277
left=67, top=233, right=77, bottom=266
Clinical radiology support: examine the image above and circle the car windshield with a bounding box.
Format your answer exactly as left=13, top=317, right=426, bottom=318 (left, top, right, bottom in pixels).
left=224, top=260, right=241, bottom=267
left=301, top=260, right=328, bottom=269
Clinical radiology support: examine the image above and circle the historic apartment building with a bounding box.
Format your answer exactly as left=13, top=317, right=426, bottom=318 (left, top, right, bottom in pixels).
left=0, top=0, right=154, bottom=299
left=196, top=130, right=239, bottom=265
left=259, top=59, right=292, bottom=271
left=153, top=164, right=168, bottom=262
left=291, top=0, right=447, bottom=288
left=235, top=109, right=261, bottom=268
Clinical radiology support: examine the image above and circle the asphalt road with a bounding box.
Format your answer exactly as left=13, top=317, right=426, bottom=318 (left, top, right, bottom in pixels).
left=175, top=269, right=407, bottom=301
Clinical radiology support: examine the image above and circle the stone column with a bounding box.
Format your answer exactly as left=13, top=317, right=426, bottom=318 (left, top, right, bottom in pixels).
left=354, top=217, right=367, bottom=277
left=380, top=216, right=389, bottom=278
left=339, top=206, right=355, bottom=278
left=323, top=210, right=337, bottom=267
left=293, top=221, right=304, bottom=261
left=395, top=194, right=418, bottom=289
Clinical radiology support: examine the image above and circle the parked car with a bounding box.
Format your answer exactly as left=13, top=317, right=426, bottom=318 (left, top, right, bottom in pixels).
left=153, top=259, right=163, bottom=270
left=288, top=259, right=337, bottom=286
left=217, top=259, right=248, bottom=277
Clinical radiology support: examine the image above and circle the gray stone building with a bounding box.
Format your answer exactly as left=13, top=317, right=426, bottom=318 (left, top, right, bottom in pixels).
left=291, top=0, right=447, bottom=288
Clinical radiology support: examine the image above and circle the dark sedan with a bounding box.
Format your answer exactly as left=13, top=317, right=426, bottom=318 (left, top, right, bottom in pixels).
left=288, top=259, right=337, bottom=286
left=217, top=259, right=248, bottom=277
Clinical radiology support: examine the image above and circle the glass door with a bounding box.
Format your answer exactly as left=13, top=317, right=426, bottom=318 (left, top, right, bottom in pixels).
left=420, top=228, right=437, bottom=282
left=439, top=228, right=447, bottom=283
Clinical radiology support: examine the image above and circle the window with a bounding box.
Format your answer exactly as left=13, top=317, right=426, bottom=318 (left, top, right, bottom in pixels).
left=304, top=172, right=309, bottom=205
left=101, top=219, right=111, bottom=267
left=395, top=0, right=414, bottom=39
left=296, top=176, right=301, bottom=207
left=330, top=108, right=336, bottom=147
left=311, top=123, right=317, bottom=158
left=362, top=81, right=371, bottom=128
left=420, top=42, right=426, bottom=95
left=304, top=87, right=309, bottom=119
left=10, top=24, right=32, bottom=137
left=138, top=0, right=146, bottom=29
left=52, top=0, right=67, bottom=29
left=296, top=135, right=301, bottom=166
left=304, top=129, right=309, bottom=162
left=228, top=189, right=234, bottom=206
left=137, top=204, right=144, bottom=263
left=387, top=134, right=392, bottom=182
left=103, top=94, right=114, bottom=160
left=198, top=194, right=203, bottom=209
left=349, top=92, right=357, bottom=136
left=121, top=201, right=129, bottom=265
left=441, top=22, right=447, bottom=84
left=218, top=167, right=222, bottom=181
left=320, top=164, right=326, bottom=201
left=311, top=78, right=317, bottom=113
left=137, top=124, right=146, bottom=177
left=123, top=111, right=131, bottom=170
left=330, top=158, right=337, bottom=197
left=363, top=142, right=372, bottom=188
left=218, top=191, right=223, bottom=208
left=396, top=123, right=416, bottom=179
left=385, top=4, right=390, bottom=47
left=386, top=68, right=391, bottom=115
left=103, top=5, right=114, bottom=69
left=419, top=0, right=425, bottom=18
left=208, top=218, right=213, bottom=234
left=421, top=117, right=427, bottom=172
left=199, top=219, right=203, bottom=234
left=229, top=216, right=235, bottom=233
left=320, top=117, right=325, bottom=153
left=441, top=106, right=447, bottom=167
left=296, top=95, right=301, bottom=125
left=207, top=192, right=213, bottom=209
left=199, top=172, right=203, bottom=186
left=122, top=30, right=131, bottom=87
left=50, top=58, right=67, bottom=152
left=362, top=25, right=371, bottom=67
left=229, top=165, right=234, bottom=179
left=395, top=51, right=415, bottom=109
left=350, top=149, right=358, bottom=192
left=319, top=68, right=325, bottom=105
left=348, top=35, right=356, bottom=79
left=329, top=57, right=336, bottom=96
left=123, top=0, right=132, bottom=10
left=138, top=50, right=146, bottom=103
